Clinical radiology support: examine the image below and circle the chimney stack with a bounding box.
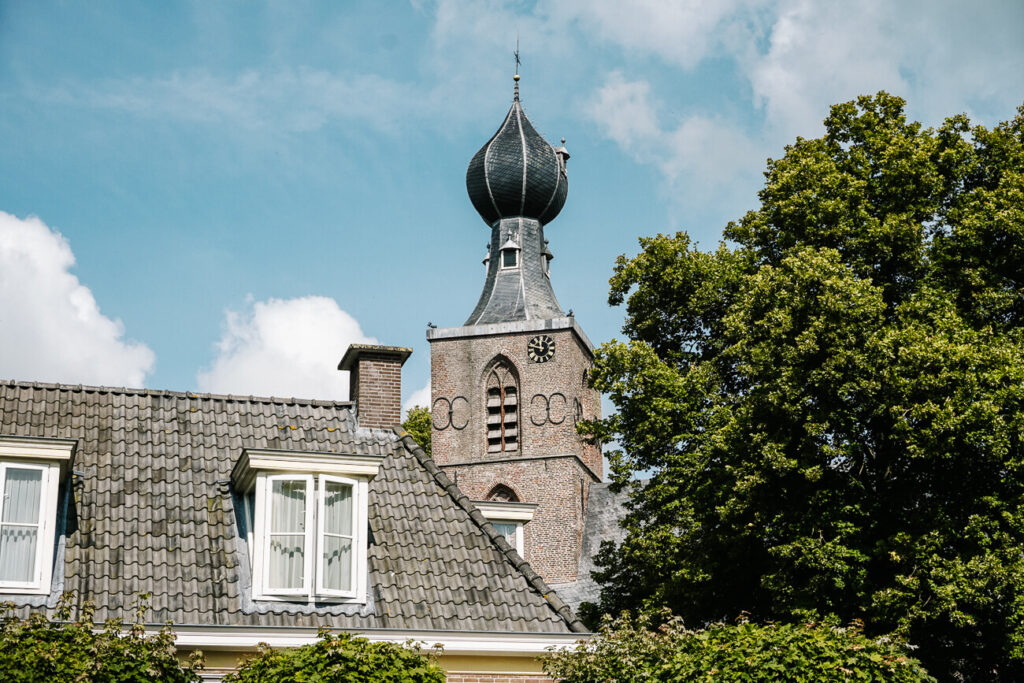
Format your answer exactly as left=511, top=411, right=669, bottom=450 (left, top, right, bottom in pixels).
left=338, top=344, right=413, bottom=429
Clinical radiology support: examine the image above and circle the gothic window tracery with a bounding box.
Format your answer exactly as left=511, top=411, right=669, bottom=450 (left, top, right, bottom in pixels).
left=486, top=484, right=519, bottom=502
left=486, top=360, right=519, bottom=452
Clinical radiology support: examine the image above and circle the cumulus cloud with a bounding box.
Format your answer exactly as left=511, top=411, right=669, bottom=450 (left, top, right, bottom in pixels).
left=196, top=296, right=376, bottom=400
left=0, top=211, right=155, bottom=387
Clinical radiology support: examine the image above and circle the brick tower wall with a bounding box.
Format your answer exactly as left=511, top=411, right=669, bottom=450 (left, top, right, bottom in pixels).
left=429, top=327, right=602, bottom=474
left=428, top=323, right=602, bottom=583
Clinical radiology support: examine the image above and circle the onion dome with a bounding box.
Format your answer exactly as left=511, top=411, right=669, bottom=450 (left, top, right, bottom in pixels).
left=466, top=75, right=568, bottom=227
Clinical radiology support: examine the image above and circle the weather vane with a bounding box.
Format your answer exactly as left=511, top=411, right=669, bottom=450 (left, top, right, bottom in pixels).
left=514, top=35, right=521, bottom=77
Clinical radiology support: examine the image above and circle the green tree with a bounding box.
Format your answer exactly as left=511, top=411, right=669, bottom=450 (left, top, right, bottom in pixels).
left=0, top=594, right=203, bottom=682
left=543, top=610, right=933, bottom=683
left=585, top=93, right=1024, bottom=680
left=402, top=405, right=432, bottom=456
left=224, top=631, right=445, bottom=683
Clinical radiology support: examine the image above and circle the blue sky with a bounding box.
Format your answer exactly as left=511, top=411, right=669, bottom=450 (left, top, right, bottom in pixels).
left=1, top=0, right=1022, bottom=411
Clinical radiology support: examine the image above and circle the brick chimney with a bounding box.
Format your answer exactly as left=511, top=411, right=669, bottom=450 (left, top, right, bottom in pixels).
left=338, top=344, right=413, bottom=429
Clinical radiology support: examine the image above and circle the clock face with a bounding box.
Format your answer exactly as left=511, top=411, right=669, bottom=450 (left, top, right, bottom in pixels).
left=527, top=334, right=556, bottom=363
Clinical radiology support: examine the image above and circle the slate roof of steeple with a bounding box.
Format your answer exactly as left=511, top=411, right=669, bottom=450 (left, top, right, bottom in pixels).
left=0, top=380, right=585, bottom=633
left=466, top=79, right=568, bottom=227
left=460, top=78, right=570, bottom=327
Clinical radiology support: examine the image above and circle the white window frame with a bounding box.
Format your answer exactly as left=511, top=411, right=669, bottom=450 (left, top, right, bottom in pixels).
left=0, top=436, right=75, bottom=596
left=474, top=500, right=537, bottom=558
left=315, top=474, right=362, bottom=599
left=257, top=473, right=315, bottom=599
left=232, top=449, right=380, bottom=604
left=490, top=519, right=525, bottom=556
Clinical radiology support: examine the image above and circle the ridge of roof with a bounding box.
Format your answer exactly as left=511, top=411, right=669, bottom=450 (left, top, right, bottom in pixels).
left=393, top=428, right=588, bottom=634
left=0, top=379, right=355, bottom=409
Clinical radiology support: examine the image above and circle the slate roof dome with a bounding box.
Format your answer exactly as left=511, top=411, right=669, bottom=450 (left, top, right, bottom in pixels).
left=466, top=76, right=568, bottom=227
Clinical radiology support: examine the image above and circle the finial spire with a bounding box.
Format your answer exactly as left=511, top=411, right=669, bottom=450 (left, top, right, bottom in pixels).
left=513, top=35, right=521, bottom=100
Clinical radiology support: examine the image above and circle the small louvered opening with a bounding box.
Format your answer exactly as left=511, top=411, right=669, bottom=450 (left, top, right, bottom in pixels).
left=486, top=363, right=519, bottom=453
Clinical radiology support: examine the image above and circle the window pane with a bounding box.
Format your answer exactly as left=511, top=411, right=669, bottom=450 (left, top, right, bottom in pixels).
left=322, top=535, right=353, bottom=592
left=268, top=535, right=304, bottom=590
left=270, top=480, right=306, bottom=533
left=2, top=468, right=42, bottom=524
left=492, top=522, right=517, bottom=547
left=0, top=526, right=38, bottom=582
left=268, top=479, right=306, bottom=590
left=502, top=250, right=517, bottom=267
left=323, top=482, right=353, bottom=535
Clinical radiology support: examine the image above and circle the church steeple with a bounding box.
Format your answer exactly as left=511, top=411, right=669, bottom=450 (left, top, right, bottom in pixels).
left=463, top=75, right=569, bottom=326
left=427, top=73, right=601, bottom=586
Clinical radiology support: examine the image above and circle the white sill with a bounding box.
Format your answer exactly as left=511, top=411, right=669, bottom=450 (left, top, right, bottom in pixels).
left=252, top=593, right=366, bottom=605
left=0, top=585, right=49, bottom=596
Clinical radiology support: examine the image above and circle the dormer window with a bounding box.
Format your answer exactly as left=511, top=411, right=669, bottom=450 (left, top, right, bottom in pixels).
left=0, top=436, right=75, bottom=595
left=232, top=448, right=382, bottom=603
left=475, top=497, right=537, bottom=557
left=500, top=237, right=520, bottom=269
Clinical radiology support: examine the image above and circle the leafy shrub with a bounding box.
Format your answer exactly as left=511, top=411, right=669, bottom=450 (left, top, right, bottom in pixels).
left=0, top=593, right=203, bottom=683
left=543, top=609, right=687, bottom=683
left=224, top=630, right=445, bottom=683
left=543, top=611, right=935, bottom=683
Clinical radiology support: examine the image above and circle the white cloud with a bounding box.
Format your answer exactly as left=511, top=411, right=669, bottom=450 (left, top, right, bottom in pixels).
left=36, top=68, right=425, bottom=135
left=0, top=211, right=155, bottom=387
left=749, top=0, right=1024, bottom=139
left=587, top=72, right=764, bottom=216
left=561, top=0, right=1023, bottom=195
left=403, top=381, right=432, bottom=419
left=545, top=0, right=766, bottom=69
left=748, top=0, right=910, bottom=139
left=196, top=296, right=376, bottom=400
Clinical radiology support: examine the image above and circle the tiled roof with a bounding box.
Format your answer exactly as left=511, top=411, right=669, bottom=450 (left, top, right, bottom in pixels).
left=0, top=380, right=584, bottom=633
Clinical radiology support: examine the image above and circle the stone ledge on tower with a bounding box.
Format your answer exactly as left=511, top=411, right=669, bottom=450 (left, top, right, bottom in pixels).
left=427, top=316, right=594, bottom=354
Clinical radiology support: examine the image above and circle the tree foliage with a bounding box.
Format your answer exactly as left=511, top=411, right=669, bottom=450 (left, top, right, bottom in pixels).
left=0, top=594, right=203, bottom=682
left=402, top=405, right=432, bottom=456
left=224, top=631, right=445, bottom=683
left=543, top=610, right=933, bottom=683
left=585, top=93, right=1024, bottom=679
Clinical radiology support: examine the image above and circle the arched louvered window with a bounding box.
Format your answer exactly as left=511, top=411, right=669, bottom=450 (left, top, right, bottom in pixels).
left=486, top=484, right=519, bottom=502
left=486, top=361, right=519, bottom=452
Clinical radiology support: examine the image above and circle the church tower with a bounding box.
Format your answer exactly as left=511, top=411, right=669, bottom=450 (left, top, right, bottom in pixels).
left=427, top=75, right=601, bottom=584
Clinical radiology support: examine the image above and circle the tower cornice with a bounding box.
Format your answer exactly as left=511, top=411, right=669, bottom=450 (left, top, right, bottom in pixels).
left=426, top=316, right=594, bottom=355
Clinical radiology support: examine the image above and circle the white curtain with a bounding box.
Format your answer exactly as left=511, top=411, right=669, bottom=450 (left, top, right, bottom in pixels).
left=0, top=468, right=42, bottom=582
left=268, top=479, right=306, bottom=590
left=321, top=481, right=353, bottom=592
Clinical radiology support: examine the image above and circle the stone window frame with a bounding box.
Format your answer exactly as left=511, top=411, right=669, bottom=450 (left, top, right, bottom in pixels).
left=484, top=358, right=520, bottom=453
left=0, top=436, right=75, bottom=596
